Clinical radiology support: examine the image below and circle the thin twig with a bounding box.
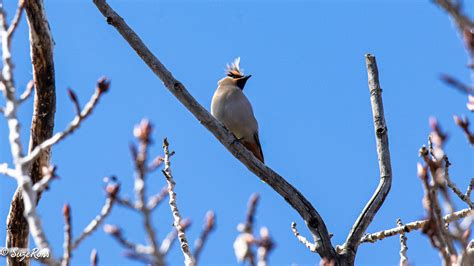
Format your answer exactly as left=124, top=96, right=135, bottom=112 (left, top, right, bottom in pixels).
left=160, top=219, right=192, bottom=255
left=291, top=222, right=317, bottom=252
left=147, top=186, right=168, bottom=211
left=90, top=249, right=98, bottom=266
left=31, top=165, right=57, bottom=193
left=360, top=207, right=473, bottom=243
left=193, top=211, right=215, bottom=263
left=103, top=224, right=153, bottom=255
left=132, top=119, right=163, bottom=265
left=6, top=0, right=25, bottom=42
left=71, top=183, right=118, bottom=250
left=62, top=204, right=72, bottom=266
left=256, top=227, right=274, bottom=266
left=22, top=78, right=110, bottom=166
left=162, top=138, right=195, bottom=266
left=18, top=80, right=33, bottom=104
left=397, top=219, right=408, bottom=266
left=0, top=162, right=17, bottom=178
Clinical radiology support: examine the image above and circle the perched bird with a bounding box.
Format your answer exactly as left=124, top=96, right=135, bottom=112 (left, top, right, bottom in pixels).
left=211, top=57, right=264, bottom=162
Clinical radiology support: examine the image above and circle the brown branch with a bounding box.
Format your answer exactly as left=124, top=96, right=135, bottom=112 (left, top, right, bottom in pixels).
left=360, top=208, right=473, bottom=243
left=92, top=0, right=336, bottom=260
left=62, top=204, right=72, bottom=266
left=6, top=1, right=56, bottom=263
left=434, top=0, right=474, bottom=30
left=71, top=183, right=118, bottom=250
left=440, top=74, right=474, bottom=95
left=453, top=115, right=474, bottom=145
left=193, top=211, right=215, bottom=264
left=342, top=54, right=393, bottom=258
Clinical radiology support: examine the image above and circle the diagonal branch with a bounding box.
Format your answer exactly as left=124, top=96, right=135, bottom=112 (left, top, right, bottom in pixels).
left=92, top=0, right=336, bottom=259
left=342, top=54, right=392, bottom=258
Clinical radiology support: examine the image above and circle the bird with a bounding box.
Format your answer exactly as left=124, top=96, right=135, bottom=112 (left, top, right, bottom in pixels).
left=211, top=57, right=264, bottom=162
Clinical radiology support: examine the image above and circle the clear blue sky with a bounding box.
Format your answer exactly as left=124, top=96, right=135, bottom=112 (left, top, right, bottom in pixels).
left=1, top=0, right=474, bottom=265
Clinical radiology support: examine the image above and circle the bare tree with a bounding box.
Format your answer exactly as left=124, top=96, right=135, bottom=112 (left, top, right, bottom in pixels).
left=1, top=0, right=473, bottom=265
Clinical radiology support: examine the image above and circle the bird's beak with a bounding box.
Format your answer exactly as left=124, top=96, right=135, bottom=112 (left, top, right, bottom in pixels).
left=236, top=75, right=252, bottom=90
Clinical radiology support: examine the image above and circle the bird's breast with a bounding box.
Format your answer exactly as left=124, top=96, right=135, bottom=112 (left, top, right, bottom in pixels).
left=211, top=86, right=258, bottom=140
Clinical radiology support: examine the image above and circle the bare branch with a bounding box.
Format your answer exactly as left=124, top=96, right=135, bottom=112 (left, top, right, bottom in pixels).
left=443, top=159, right=474, bottom=208
left=18, top=80, right=33, bottom=104
left=162, top=138, right=194, bottom=266
left=343, top=54, right=393, bottom=256
left=360, top=208, right=473, bottom=243
left=434, top=0, right=474, bottom=31
left=147, top=186, right=168, bottom=211
left=115, top=196, right=138, bottom=211
left=22, top=78, right=110, bottom=166
left=90, top=249, right=98, bottom=266
left=291, top=222, right=317, bottom=252
left=6, top=0, right=25, bottom=42
left=71, top=183, right=118, bottom=250
left=396, top=219, right=408, bottom=266
left=440, top=74, right=474, bottom=95
left=0, top=5, right=56, bottom=264
left=466, top=178, right=474, bottom=200
left=31, top=165, right=57, bottom=193
left=256, top=227, right=274, bottom=266
left=67, top=88, right=81, bottom=116
left=62, top=204, right=72, bottom=266
left=0, top=163, right=17, bottom=178
left=453, top=115, right=474, bottom=145
left=103, top=224, right=152, bottom=255
left=160, top=219, right=191, bottom=255
left=92, top=0, right=336, bottom=259
left=131, top=119, right=163, bottom=265
left=193, top=211, right=215, bottom=263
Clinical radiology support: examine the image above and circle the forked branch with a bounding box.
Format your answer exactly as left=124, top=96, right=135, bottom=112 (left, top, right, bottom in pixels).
left=341, top=54, right=392, bottom=259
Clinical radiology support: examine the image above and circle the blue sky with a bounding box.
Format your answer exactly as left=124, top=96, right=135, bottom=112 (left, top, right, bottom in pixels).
left=1, top=0, right=474, bottom=265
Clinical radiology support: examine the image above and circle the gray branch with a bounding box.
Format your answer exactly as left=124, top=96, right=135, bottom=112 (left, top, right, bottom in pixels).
left=341, top=54, right=392, bottom=259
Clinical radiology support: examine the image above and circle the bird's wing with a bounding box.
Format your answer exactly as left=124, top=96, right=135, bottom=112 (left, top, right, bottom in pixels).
left=253, top=132, right=264, bottom=163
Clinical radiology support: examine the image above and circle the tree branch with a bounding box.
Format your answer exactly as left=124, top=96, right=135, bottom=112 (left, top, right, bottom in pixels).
left=342, top=54, right=392, bottom=258
left=6, top=1, right=56, bottom=263
left=162, top=138, right=194, bottom=266
left=92, top=0, right=336, bottom=259
left=360, top=208, right=473, bottom=243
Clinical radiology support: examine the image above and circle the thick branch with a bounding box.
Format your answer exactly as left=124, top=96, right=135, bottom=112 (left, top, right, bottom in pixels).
left=92, top=0, right=336, bottom=259
left=342, top=54, right=392, bottom=258
left=6, top=1, right=56, bottom=264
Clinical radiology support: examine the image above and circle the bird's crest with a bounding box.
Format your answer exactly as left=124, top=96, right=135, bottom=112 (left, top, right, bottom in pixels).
left=226, top=57, right=244, bottom=78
